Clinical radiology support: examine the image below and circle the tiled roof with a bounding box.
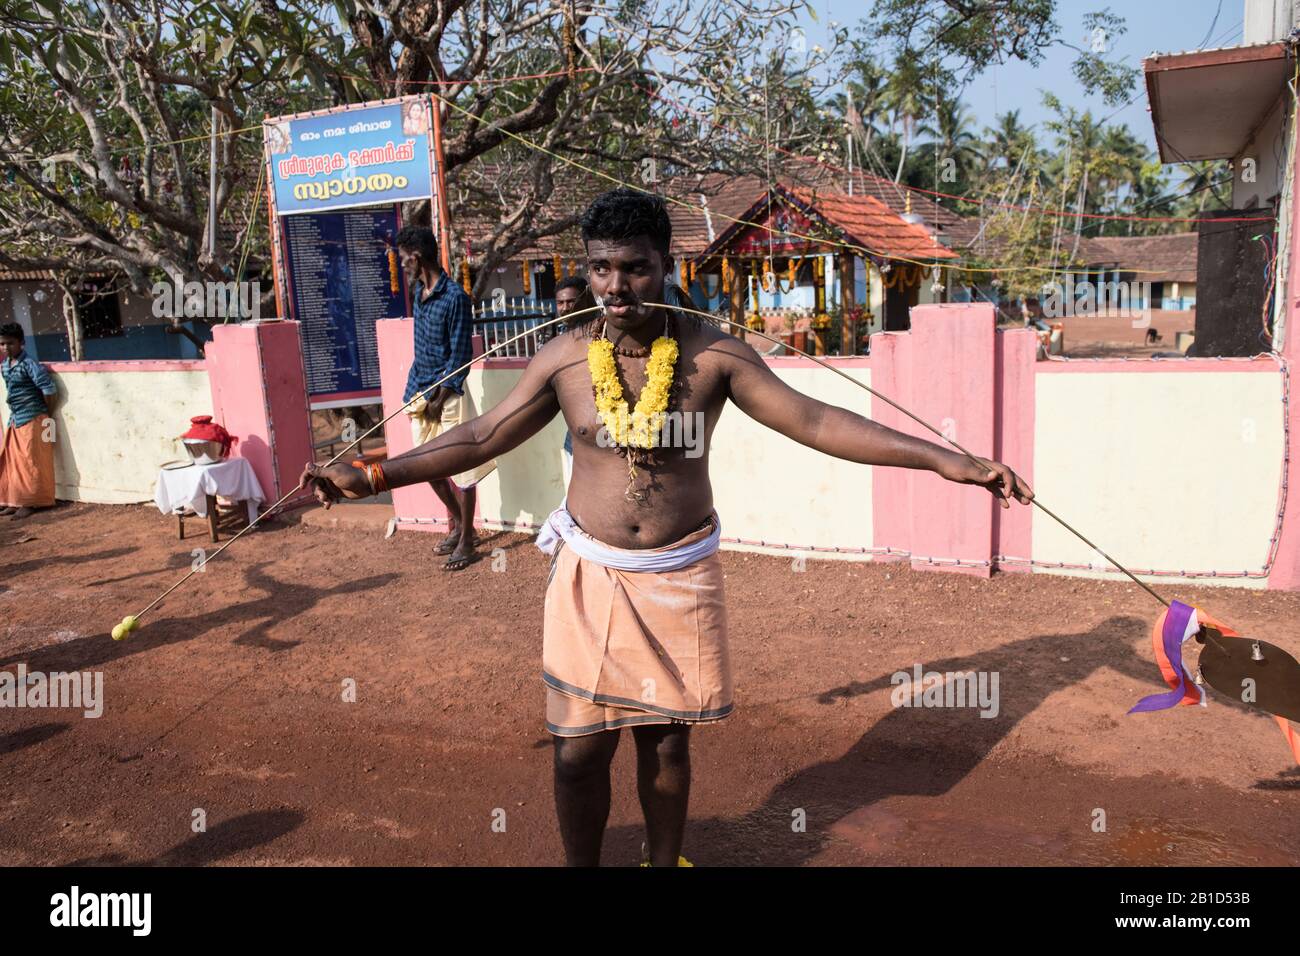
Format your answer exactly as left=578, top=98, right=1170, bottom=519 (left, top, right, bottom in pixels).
left=662, top=173, right=774, bottom=255
left=450, top=158, right=984, bottom=263
left=451, top=162, right=607, bottom=261
left=1079, top=233, right=1199, bottom=282
left=784, top=187, right=958, bottom=261
left=782, top=158, right=984, bottom=249
left=663, top=165, right=982, bottom=258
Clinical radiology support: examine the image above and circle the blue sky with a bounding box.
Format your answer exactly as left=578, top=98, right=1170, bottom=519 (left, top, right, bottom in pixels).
left=806, top=0, right=1242, bottom=151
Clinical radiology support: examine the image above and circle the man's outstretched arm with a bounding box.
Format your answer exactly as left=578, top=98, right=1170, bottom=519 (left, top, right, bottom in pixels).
left=300, top=342, right=565, bottom=505
left=719, top=337, right=1033, bottom=507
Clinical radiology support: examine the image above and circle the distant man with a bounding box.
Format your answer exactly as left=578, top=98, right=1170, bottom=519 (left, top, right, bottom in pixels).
left=555, top=276, right=590, bottom=323
left=0, top=323, right=57, bottom=519
left=395, top=226, right=497, bottom=571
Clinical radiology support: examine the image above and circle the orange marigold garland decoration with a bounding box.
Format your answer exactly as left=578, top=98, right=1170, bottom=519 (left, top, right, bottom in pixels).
left=522, top=259, right=531, bottom=295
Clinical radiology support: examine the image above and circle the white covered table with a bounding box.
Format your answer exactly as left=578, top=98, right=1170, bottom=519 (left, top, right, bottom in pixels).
left=154, top=458, right=265, bottom=541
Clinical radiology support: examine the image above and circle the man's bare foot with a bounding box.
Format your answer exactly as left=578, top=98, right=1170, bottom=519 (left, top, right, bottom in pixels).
left=443, top=533, right=477, bottom=571
left=9, top=507, right=34, bottom=519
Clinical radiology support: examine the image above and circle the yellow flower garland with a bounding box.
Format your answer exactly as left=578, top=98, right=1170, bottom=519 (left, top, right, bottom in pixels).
left=587, top=334, right=678, bottom=449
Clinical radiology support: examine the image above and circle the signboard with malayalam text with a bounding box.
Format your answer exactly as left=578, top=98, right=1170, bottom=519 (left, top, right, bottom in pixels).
left=266, top=99, right=435, bottom=215
left=264, top=96, right=440, bottom=406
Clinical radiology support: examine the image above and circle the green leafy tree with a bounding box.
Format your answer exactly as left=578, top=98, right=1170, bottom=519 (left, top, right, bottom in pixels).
left=863, top=0, right=1137, bottom=106
left=0, top=0, right=845, bottom=305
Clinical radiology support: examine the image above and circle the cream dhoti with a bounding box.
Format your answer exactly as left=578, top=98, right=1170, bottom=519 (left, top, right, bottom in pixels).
left=536, top=505, right=732, bottom=736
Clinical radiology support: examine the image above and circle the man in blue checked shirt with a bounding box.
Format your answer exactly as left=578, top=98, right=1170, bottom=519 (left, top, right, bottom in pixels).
left=395, top=226, right=497, bottom=570
left=0, top=323, right=57, bottom=519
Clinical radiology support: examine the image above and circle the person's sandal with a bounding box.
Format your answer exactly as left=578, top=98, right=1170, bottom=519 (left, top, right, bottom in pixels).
left=435, top=531, right=460, bottom=555
left=442, top=552, right=473, bottom=572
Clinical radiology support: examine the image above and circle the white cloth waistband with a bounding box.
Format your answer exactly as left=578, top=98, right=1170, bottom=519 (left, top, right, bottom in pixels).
left=535, top=502, right=721, bottom=572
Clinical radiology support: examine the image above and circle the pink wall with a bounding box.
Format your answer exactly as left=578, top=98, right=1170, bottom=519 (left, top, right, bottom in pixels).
left=205, top=321, right=314, bottom=507
left=870, top=304, right=998, bottom=577
left=376, top=317, right=489, bottom=530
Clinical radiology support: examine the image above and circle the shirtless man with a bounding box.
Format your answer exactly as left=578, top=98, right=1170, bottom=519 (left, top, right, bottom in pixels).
left=301, top=188, right=1034, bottom=867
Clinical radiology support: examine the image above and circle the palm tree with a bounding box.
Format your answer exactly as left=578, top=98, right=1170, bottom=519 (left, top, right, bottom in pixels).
left=1173, top=160, right=1232, bottom=216
left=1043, top=94, right=1130, bottom=257
left=1096, top=125, right=1148, bottom=231
left=1123, top=161, right=1171, bottom=235
left=985, top=110, right=1036, bottom=171
left=882, top=60, right=931, bottom=183
left=918, top=95, right=983, bottom=194
left=828, top=55, right=890, bottom=154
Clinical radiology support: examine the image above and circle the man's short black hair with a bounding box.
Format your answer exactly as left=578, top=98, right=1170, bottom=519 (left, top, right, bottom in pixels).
left=580, top=188, right=672, bottom=258
left=555, top=276, right=589, bottom=295
left=0, top=322, right=24, bottom=342
left=395, top=225, right=439, bottom=263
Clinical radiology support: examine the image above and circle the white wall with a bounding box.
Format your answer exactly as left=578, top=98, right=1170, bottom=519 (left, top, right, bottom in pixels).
left=1033, top=369, right=1285, bottom=586
left=710, top=366, right=874, bottom=554
left=1, top=364, right=213, bottom=504
left=1244, top=0, right=1297, bottom=43
left=1233, top=94, right=1289, bottom=209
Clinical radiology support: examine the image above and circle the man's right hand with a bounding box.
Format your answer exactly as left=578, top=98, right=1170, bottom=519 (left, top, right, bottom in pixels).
left=299, top=462, right=372, bottom=508
left=426, top=387, right=449, bottom=420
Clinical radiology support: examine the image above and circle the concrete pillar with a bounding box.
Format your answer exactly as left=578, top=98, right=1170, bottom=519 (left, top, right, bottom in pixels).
left=870, top=303, right=1000, bottom=577
left=205, top=321, right=314, bottom=507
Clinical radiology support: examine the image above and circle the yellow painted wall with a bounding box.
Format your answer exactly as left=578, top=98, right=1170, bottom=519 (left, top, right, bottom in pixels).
left=1, top=367, right=212, bottom=504
left=1033, top=370, right=1285, bottom=586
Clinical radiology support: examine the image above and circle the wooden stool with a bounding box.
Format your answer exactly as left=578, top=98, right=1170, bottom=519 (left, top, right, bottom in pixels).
left=176, top=496, right=250, bottom=543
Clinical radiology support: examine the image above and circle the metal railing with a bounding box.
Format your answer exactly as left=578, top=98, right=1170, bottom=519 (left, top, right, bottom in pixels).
left=472, top=296, right=555, bottom=359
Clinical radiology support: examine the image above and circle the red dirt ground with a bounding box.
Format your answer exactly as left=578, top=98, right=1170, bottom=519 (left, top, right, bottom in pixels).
left=2, top=501, right=1298, bottom=867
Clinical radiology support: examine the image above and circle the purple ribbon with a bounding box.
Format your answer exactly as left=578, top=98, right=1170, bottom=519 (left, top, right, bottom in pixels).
left=1129, top=600, right=1201, bottom=714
